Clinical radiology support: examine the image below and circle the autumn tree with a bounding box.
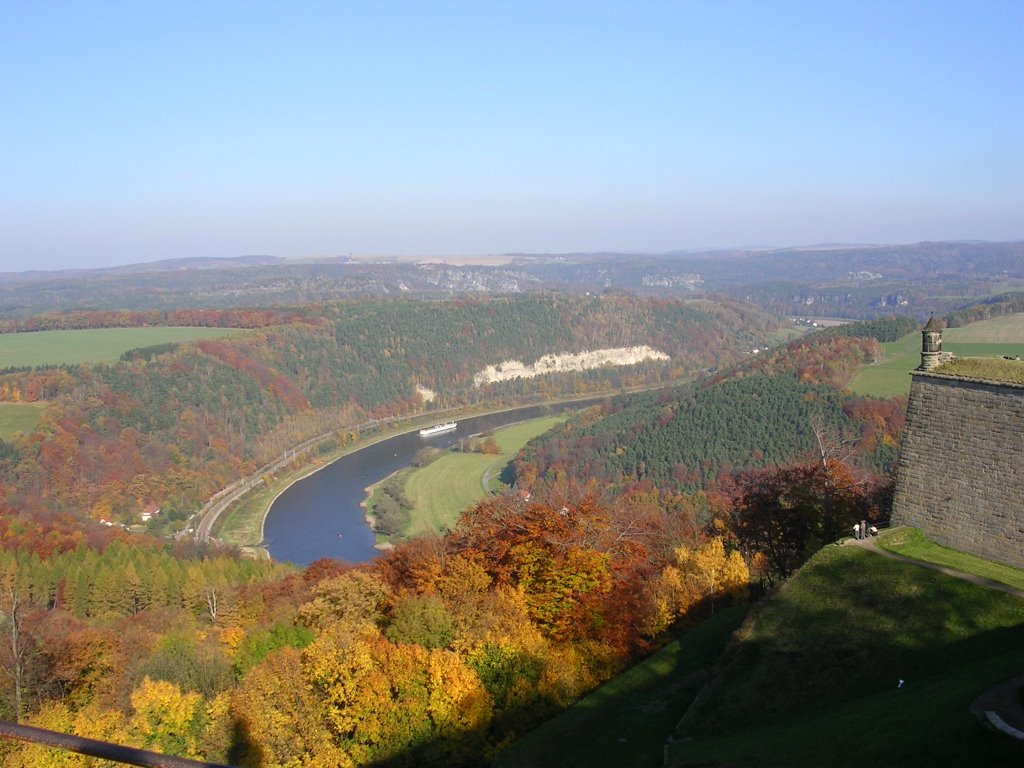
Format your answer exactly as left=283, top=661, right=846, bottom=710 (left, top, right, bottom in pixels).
left=233, top=646, right=351, bottom=768
left=296, top=570, right=392, bottom=632
left=730, top=461, right=880, bottom=584
left=386, top=595, right=456, bottom=649
left=136, top=631, right=234, bottom=700
left=0, top=588, right=30, bottom=720
left=674, top=537, right=749, bottom=614
left=128, top=677, right=205, bottom=759
left=301, top=624, right=492, bottom=766
left=642, top=537, right=749, bottom=637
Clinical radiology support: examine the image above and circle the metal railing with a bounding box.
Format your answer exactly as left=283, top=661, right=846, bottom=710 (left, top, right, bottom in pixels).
left=0, top=720, right=232, bottom=768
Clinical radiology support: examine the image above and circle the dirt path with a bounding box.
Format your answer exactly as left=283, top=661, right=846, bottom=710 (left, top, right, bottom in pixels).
left=844, top=531, right=1024, bottom=598
left=480, top=466, right=495, bottom=497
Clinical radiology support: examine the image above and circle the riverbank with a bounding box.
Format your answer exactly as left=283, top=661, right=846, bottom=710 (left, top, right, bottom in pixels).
left=363, top=414, right=568, bottom=547
left=212, top=392, right=622, bottom=558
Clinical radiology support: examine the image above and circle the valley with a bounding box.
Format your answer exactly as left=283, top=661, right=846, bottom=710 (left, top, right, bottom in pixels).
left=0, top=274, right=1020, bottom=767
left=5, top=5, right=1022, bottom=763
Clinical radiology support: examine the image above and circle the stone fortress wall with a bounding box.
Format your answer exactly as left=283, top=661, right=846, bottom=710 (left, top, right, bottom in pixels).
left=891, top=332, right=1024, bottom=569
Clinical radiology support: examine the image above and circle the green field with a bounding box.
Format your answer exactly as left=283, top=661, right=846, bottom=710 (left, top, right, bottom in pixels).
left=494, top=606, right=749, bottom=768
left=0, top=402, right=47, bottom=440
left=0, top=326, right=246, bottom=368
left=946, top=313, right=1024, bottom=342
left=666, top=545, right=1024, bottom=767
left=849, top=313, right=1024, bottom=397
left=371, top=415, right=568, bottom=540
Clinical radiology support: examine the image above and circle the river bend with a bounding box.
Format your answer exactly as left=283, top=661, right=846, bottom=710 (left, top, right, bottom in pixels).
left=263, top=400, right=601, bottom=565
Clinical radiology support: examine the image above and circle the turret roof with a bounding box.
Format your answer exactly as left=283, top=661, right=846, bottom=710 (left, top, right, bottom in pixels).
left=923, top=313, right=944, bottom=332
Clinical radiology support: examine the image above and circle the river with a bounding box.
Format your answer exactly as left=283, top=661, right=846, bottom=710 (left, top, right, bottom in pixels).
left=263, top=398, right=606, bottom=565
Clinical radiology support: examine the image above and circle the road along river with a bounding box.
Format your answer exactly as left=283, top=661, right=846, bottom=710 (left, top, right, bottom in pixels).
left=263, top=399, right=603, bottom=565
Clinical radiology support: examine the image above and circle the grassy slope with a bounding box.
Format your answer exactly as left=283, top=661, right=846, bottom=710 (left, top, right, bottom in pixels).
left=402, top=415, right=567, bottom=537
left=668, top=545, right=1024, bottom=767
left=0, top=326, right=245, bottom=367
left=848, top=332, right=920, bottom=397
left=495, top=606, right=749, bottom=768
left=849, top=313, right=1024, bottom=397
left=0, top=402, right=47, bottom=441
left=880, top=527, right=1024, bottom=591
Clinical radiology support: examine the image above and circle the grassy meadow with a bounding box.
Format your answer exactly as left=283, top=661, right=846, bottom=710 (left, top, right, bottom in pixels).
left=849, top=312, right=1024, bottom=397
left=0, top=326, right=246, bottom=368
left=666, top=544, right=1024, bottom=767
left=0, top=402, right=47, bottom=440
left=372, top=415, right=567, bottom=540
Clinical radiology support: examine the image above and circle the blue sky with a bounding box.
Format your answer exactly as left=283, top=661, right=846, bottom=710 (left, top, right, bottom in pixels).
left=2, top=1, right=1022, bottom=271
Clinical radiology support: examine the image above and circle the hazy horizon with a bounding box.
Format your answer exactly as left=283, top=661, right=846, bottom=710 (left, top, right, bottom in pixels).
left=4, top=1, right=1022, bottom=273
left=8, top=237, right=1024, bottom=277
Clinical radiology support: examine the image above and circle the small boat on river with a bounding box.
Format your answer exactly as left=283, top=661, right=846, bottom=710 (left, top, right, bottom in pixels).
left=419, top=421, right=457, bottom=437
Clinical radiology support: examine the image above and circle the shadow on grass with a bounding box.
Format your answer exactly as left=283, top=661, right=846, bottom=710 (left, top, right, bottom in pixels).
left=498, top=460, right=517, bottom=487
left=668, top=545, right=1024, bottom=767
left=492, top=604, right=749, bottom=768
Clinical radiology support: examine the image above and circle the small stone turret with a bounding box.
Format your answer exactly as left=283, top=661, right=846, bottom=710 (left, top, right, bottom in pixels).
left=918, top=313, right=947, bottom=371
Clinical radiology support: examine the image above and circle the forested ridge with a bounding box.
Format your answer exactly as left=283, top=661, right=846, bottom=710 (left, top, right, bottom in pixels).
left=0, top=308, right=308, bottom=337
left=944, top=291, right=1024, bottom=327
left=515, top=318, right=911, bottom=497
left=0, top=294, right=777, bottom=537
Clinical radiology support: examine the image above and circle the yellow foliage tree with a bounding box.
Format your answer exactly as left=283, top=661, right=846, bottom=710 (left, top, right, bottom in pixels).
left=72, top=700, right=129, bottom=757
left=296, top=571, right=392, bottom=632
left=128, top=677, right=204, bottom=759
left=676, top=537, right=750, bottom=613
left=426, top=648, right=492, bottom=737
left=7, top=701, right=79, bottom=768
left=640, top=564, right=692, bottom=638
left=301, top=624, right=492, bottom=766
left=233, top=646, right=353, bottom=768
left=643, top=537, right=750, bottom=636
left=213, top=625, right=245, bottom=658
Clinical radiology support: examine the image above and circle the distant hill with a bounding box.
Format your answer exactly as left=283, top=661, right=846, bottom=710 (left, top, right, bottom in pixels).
left=98, top=255, right=285, bottom=273
left=1, top=241, right=1022, bottom=319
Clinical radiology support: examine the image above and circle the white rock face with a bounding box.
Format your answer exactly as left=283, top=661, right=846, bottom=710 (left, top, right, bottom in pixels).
left=473, top=346, right=670, bottom=386
left=415, top=384, right=437, bottom=402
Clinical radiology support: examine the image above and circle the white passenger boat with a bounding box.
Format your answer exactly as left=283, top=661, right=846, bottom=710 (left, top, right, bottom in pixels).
left=419, top=421, right=457, bottom=437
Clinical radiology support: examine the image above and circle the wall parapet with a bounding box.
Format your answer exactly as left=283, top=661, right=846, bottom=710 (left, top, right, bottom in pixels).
left=892, top=373, right=1024, bottom=570
left=910, top=369, right=1024, bottom=390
